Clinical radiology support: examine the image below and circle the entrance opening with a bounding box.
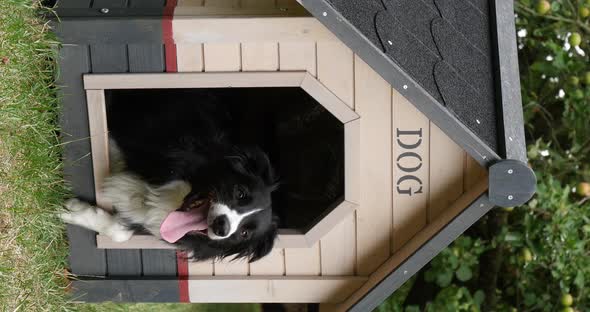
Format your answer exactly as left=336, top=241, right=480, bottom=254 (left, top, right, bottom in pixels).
left=105, top=87, right=344, bottom=231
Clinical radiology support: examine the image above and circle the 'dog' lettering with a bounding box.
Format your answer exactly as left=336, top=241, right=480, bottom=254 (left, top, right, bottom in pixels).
left=396, top=128, right=424, bottom=196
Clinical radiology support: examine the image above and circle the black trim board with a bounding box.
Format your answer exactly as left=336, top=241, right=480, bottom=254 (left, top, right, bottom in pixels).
left=89, top=43, right=144, bottom=277
left=491, top=0, right=527, bottom=164
left=348, top=193, right=496, bottom=312
left=56, top=0, right=91, bottom=8
left=53, top=7, right=165, bottom=17
left=55, top=0, right=178, bottom=285
left=58, top=42, right=177, bottom=281
left=52, top=0, right=165, bottom=17
left=58, top=44, right=107, bottom=276
left=92, top=0, right=127, bottom=9
left=71, top=279, right=180, bottom=302
left=55, top=0, right=165, bottom=8
left=299, top=0, right=501, bottom=168
left=53, top=17, right=164, bottom=45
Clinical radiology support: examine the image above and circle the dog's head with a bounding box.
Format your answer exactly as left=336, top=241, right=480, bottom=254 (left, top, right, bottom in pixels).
left=174, top=147, right=279, bottom=262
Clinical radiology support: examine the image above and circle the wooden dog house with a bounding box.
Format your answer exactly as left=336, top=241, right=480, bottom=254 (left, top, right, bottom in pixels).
left=52, top=0, right=536, bottom=311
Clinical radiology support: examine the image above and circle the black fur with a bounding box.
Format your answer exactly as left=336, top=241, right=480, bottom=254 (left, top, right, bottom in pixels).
left=107, top=89, right=279, bottom=263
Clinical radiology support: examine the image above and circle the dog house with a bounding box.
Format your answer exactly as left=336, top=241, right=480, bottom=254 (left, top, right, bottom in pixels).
left=52, top=0, right=536, bottom=311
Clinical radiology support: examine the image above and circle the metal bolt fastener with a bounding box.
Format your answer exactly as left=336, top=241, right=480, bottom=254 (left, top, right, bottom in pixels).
left=100, top=8, right=109, bottom=13
left=508, top=169, right=514, bottom=174
left=508, top=195, right=514, bottom=200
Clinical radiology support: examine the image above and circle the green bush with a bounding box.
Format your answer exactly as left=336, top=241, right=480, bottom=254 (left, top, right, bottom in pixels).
left=379, top=1, right=590, bottom=311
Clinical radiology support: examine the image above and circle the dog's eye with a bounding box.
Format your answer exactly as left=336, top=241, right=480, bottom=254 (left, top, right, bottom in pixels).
left=240, top=229, right=249, bottom=238
left=236, top=187, right=247, bottom=200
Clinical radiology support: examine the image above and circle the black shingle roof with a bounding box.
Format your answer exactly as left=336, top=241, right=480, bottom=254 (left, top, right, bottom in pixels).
left=327, top=0, right=499, bottom=151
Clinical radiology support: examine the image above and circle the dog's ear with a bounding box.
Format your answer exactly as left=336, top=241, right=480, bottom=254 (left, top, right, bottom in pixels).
left=248, top=215, right=279, bottom=263
left=228, top=146, right=278, bottom=187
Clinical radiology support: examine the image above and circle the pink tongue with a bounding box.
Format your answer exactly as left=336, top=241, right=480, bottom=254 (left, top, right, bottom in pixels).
left=160, top=209, right=208, bottom=243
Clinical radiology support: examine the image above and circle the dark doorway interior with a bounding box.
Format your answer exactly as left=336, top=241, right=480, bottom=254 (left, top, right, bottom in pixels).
left=105, top=87, right=344, bottom=230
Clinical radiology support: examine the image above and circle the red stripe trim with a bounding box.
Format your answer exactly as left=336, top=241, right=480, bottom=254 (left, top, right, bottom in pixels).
left=164, top=0, right=186, bottom=302
left=176, top=251, right=190, bottom=302
left=165, top=45, right=178, bottom=72
left=163, top=0, right=177, bottom=72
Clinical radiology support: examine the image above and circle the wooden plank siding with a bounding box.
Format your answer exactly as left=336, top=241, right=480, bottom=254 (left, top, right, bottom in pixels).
left=317, top=41, right=356, bottom=276
left=203, top=43, right=241, bottom=72
left=176, top=44, right=204, bottom=72
left=354, top=55, right=392, bottom=275
left=173, top=18, right=334, bottom=44
left=242, top=41, right=286, bottom=276
left=179, top=0, right=302, bottom=9
left=391, top=90, right=430, bottom=253
left=429, top=124, right=466, bottom=222
left=187, top=276, right=367, bottom=303
left=336, top=179, right=489, bottom=311
left=279, top=40, right=322, bottom=277
left=202, top=41, right=250, bottom=276
left=465, top=155, right=488, bottom=189
left=178, top=41, right=214, bottom=277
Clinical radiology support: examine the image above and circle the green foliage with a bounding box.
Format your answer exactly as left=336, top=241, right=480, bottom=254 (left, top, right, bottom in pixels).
left=375, top=277, right=416, bottom=312
left=379, top=0, right=590, bottom=311
left=425, top=287, right=484, bottom=312
left=424, top=237, right=486, bottom=288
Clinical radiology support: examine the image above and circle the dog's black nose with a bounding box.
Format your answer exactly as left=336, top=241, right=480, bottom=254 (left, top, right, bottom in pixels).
left=211, top=215, right=230, bottom=237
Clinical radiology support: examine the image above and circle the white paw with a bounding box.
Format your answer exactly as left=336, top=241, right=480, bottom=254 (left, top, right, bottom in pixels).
left=60, top=208, right=89, bottom=225
left=108, top=223, right=133, bottom=242
left=65, top=198, right=87, bottom=212
left=59, top=211, right=75, bottom=224
left=61, top=199, right=91, bottom=225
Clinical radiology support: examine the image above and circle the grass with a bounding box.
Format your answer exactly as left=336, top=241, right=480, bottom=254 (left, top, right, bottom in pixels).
left=0, top=1, right=262, bottom=311
left=0, top=0, right=71, bottom=310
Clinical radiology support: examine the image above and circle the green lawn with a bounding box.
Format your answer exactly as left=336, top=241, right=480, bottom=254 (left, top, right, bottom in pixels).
left=0, top=1, right=261, bottom=311
left=0, top=0, right=71, bottom=310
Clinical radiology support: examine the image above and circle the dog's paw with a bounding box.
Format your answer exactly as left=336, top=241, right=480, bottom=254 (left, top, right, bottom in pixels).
left=64, top=198, right=88, bottom=212
left=59, top=211, right=75, bottom=224
left=60, top=199, right=94, bottom=226
left=108, top=223, right=133, bottom=242
left=59, top=209, right=87, bottom=225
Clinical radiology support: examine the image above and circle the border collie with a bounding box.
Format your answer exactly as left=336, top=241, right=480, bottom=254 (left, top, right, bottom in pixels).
left=60, top=89, right=279, bottom=262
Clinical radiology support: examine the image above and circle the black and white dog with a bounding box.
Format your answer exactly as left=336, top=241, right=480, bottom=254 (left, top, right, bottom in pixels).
left=60, top=89, right=279, bottom=262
